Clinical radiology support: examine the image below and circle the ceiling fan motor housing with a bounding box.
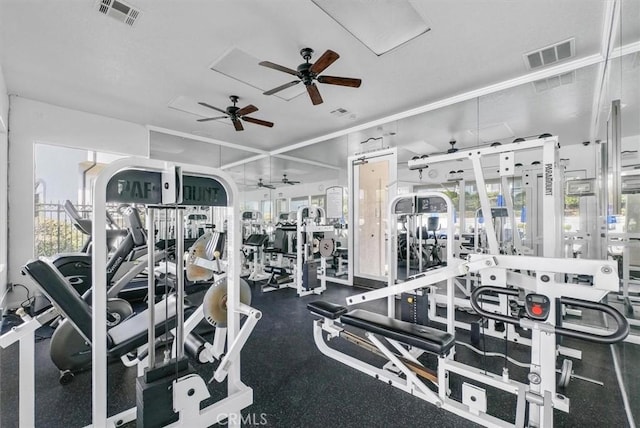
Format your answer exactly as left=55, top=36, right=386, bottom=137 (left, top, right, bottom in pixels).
left=297, top=62, right=314, bottom=85
left=300, top=47, right=314, bottom=60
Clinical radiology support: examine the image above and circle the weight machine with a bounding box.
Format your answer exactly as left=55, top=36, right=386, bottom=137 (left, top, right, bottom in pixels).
left=261, top=205, right=331, bottom=296
left=309, top=190, right=628, bottom=427
left=405, top=136, right=584, bottom=351
left=1, top=158, right=260, bottom=427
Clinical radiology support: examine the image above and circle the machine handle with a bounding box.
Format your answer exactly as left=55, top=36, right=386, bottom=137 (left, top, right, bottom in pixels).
left=470, top=286, right=520, bottom=325
left=470, top=286, right=630, bottom=345
left=556, top=297, right=629, bottom=344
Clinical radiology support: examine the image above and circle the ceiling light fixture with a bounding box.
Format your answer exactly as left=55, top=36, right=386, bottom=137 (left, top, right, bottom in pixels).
left=311, top=0, right=430, bottom=56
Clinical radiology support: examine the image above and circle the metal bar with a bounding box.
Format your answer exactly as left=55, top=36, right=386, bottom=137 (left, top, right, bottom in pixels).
left=599, top=141, right=609, bottom=259
left=56, top=203, right=61, bottom=253
left=542, top=139, right=561, bottom=258
left=347, top=260, right=468, bottom=306
left=146, top=209, right=156, bottom=369
left=459, top=179, right=466, bottom=240
left=19, top=329, right=35, bottom=428
left=175, top=207, right=185, bottom=359
left=212, top=303, right=261, bottom=382
left=92, top=171, right=109, bottom=427
left=470, top=154, right=500, bottom=254
left=611, top=99, right=621, bottom=214
left=408, top=137, right=547, bottom=170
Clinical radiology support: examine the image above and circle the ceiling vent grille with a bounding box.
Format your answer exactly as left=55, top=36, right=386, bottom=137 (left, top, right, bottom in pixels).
left=330, top=108, right=349, bottom=117
left=524, top=39, right=574, bottom=70
left=532, top=71, right=575, bottom=93
left=97, top=0, right=141, bottom=26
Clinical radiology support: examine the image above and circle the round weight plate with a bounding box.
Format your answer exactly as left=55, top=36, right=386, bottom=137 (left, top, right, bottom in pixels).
left=319, top=238, right=336, bottom=258
left=186, top=231, right=216, bottom=281
left=558, top=358, right=572, bottom=388
left=203, top=278, right=252, bottom=327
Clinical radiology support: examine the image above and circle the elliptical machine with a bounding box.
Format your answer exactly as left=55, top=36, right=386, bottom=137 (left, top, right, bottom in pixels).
left=51, top=204, right=150, bottom=299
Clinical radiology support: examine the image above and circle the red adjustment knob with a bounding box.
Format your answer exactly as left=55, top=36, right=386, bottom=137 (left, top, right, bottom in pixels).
left=532, top=304, right=543, bottom=316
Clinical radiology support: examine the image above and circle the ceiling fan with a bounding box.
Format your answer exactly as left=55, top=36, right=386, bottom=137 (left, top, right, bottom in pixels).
left=260, top=47, right=362, bottom=105
left=197, top=95, right=274, bottom=131
left=280, top=174, right=300, bottom=185
left=256, top=179, right=276, bottom=190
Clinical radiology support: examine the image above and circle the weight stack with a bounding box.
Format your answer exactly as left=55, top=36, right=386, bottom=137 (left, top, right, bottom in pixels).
left=136, top=357, right=193, bottom=427
left=302, top=259, right=319, bottom=290
left=400, top=292, right=429, bottom=325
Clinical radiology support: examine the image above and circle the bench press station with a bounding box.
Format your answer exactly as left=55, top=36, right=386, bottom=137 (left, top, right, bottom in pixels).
left=308, top=191, right=629, bottom=427
left=308, top=255, right=629, bottom=427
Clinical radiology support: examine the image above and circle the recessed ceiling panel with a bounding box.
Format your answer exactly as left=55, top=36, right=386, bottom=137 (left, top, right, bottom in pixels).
left=467, top=123, right=515, bottom=142
left=209, top=47, right=306, bottom=101
left=312, top=0, right=430, bottom=56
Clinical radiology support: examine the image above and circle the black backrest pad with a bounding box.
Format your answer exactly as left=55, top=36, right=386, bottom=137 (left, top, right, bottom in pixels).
left=307, top=301, right=348, bottom=319
left=22, top=259, right=94, bottom=343
left=340, top=309, right=455, bottom=355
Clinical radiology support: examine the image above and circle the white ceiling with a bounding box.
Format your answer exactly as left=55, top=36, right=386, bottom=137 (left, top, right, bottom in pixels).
left=1, top=0, right=638, bottom=186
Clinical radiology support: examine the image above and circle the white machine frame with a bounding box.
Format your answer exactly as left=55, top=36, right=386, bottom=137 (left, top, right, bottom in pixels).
left=295, top=205, right=330, bottom=297
left=314, top=244, right=621, bottom=427
left=406, top=136, right=579, bottom=352
left=91, top=158, right=254, bottom=427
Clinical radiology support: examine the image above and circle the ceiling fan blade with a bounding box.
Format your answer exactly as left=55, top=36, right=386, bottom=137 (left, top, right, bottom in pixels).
left=317, top=75, right=362, bottom=88
left=236, top=104, right=258, bottom=117
left=264, top=80, right=300, bottom=96
left=289, top=180, right=301, bottom=184
left=198, top=102, right=228, bottom=115
left=197, top=116, right=227, bottom=122
left=242, top=116, right=274, bottom=128
left=259, top=61, right=299, bottom=76
left=310, top=50, right=339, bottom=75
left=306, top=83, right=323, bottom=105
left=232, top=118, right=244, bottom=131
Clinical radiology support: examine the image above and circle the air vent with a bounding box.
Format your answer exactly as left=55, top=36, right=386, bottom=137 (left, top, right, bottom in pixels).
left=330, top=107, right=357, bottom=121
left=97, top=0, right=141, bottom=26
left=532, top=71, right=575, bottom=93
left=330, top=108, right=349, bottom=117
left=524, top=39, right=574, bottom=70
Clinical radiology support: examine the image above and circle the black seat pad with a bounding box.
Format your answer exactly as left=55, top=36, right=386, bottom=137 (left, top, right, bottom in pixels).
left=23, top=259, right=94, bottom=343
left=23, top=259, right=178, bottom=358
left=307, top=301, right=348, bottom=319
left=341, top=309, right=454, bottom=355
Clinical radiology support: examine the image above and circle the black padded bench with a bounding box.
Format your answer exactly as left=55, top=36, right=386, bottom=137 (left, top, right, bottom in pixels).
left=307, top=301, right=348, bottom=319
left=308, top=301, right=455, bottom=356
left=22, top=259, right=177, bottom=359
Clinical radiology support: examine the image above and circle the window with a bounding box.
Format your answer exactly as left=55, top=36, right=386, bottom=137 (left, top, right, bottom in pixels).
left=310, top=194, right=326, bottom=211
left=261, top=200, right=273, bottom=223
left=290, top=196, right=309, bottom=213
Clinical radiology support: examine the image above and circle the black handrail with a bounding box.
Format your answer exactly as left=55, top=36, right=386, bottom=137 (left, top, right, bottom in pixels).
left=470, top=286, right=629, bottom=345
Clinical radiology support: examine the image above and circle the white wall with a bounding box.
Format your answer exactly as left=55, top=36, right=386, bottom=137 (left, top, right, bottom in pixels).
left=0, top=66, right=8, bottom=300
left=7, top=97, right=148, bottom=306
